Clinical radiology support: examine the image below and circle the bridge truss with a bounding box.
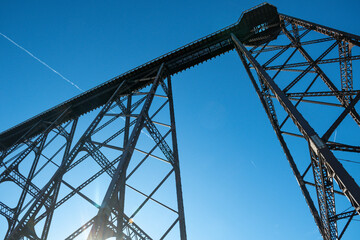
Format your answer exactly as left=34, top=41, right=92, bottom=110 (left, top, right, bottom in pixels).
left=0, top=3, right=359, bottom=240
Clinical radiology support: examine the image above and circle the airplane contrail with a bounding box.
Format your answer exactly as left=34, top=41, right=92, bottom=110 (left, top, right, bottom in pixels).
left=0, top=32, right=84, bottom=92
left=1, top=32, right=154, bottom=140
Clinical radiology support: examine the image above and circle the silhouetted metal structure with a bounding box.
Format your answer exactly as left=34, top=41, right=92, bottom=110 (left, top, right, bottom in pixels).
left=0, top=3, right=359, bottom=240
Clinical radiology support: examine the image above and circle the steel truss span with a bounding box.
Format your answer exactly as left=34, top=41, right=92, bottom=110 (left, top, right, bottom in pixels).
left=0, top=3, right=359, bottom=240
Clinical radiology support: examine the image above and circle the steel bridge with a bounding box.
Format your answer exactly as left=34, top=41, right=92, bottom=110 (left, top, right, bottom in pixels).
left=1, top=3, right=360, bottom=240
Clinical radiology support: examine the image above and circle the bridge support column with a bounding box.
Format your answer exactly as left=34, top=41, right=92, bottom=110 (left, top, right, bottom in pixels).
left=232, top=24, right=360, bottom=239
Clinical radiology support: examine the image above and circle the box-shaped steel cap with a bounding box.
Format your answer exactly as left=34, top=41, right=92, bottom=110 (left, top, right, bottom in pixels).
left=235, top=3, right=281, bottom=45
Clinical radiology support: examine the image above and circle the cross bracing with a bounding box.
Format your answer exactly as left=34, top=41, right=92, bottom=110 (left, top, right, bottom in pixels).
left=1, top=3, right=360, bottom=240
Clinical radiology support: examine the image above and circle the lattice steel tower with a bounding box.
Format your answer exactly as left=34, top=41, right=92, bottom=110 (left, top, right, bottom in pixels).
left=1, top=3, right=359, bottom=240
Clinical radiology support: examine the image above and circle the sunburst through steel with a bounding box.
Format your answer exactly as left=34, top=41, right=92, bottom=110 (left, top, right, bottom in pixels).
left=0, top=3, right=359, bottom=240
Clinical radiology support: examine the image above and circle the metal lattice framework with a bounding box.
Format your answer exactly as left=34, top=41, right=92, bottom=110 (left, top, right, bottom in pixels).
left=0, top=3, right=360, bottom=240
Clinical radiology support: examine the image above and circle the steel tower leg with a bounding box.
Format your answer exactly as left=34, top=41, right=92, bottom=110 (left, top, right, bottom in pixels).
left=86, top=63, right=187, bottom=240
left=232, top=27, right=360, bottom=239
left=115, top=95, right=132, bottom=240
left=236, top=48, right=326, bottom=237
left=167, top=76, right=187, bottom=240
left=1, top=62, right=187, bottom=239
left=87, top=64, right=166, bottom=239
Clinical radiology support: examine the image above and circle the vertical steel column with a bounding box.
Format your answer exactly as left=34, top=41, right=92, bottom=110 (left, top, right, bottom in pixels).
left=167, top=76, right=187, bottom=240
left=116, top=95, right=132, bottom=240
left=310, top=149, right=337, bottom=240
left=338, top=41, right=353, bottom=104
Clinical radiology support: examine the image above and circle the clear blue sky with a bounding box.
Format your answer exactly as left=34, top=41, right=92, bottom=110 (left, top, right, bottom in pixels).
left=1, top=0, right=360, bottom=239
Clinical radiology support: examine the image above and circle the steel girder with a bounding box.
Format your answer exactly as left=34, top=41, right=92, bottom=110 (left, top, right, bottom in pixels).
left=0, top=64, right=186, bottom=239
left=232, top=14, right=360, bottom=240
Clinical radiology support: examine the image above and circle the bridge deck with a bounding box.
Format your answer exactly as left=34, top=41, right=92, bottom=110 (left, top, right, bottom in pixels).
left=0, top=3, right=280, bottom=150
